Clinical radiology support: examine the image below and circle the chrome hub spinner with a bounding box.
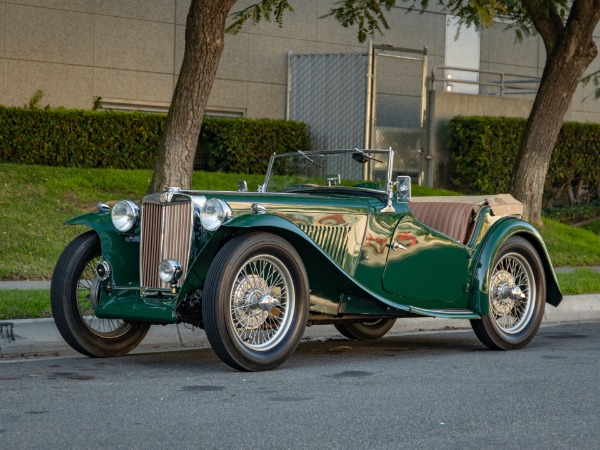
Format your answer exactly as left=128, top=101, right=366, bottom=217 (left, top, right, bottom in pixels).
left=258, top=294, right=280, bottom=312
left=491, top=270, right=517, bottom=315
left=232, top=275, right=269, bottom=329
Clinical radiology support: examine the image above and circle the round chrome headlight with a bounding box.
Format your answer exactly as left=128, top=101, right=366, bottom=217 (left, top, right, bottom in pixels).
left=111, top=200, right=140, bottom=232
left=200, top=198, right=232, bottom=231
left=158, top=259, right=182, bottom=284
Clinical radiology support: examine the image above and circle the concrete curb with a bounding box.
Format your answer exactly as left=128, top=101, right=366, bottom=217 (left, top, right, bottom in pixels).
left=1, top=294, right=599, bottom=358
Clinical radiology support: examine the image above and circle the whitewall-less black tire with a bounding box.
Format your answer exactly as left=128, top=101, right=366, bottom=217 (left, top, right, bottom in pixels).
left=51, top=231, right=149, bottom=357
left=202, top=233, right=309, bottom=371
left=334, top=319, right=396, bottom=341
left=471, top=236, right=546, bottom=350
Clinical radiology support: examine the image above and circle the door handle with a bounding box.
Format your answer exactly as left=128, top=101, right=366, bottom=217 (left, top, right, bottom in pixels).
left=391, top=242, right=407, bottom=251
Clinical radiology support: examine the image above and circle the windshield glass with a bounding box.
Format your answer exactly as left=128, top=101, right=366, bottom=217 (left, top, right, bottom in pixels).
left=264, top=149, right=392, bottom=192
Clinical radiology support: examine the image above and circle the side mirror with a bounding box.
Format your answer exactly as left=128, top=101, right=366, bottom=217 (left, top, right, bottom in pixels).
left=237, top=180, right=248, bottom=192
left=352, top=152, right=368, bottom=164
left=396, top=176, right=411, bottom=203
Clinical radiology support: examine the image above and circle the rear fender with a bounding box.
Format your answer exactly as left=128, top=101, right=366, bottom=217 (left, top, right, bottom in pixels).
left=469, top=217, right=562, bottom=316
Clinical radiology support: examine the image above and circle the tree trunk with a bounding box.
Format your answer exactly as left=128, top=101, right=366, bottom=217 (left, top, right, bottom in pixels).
left=512, top=7, right=599, bottom=224
left=149, top=0, right=237, bottom=193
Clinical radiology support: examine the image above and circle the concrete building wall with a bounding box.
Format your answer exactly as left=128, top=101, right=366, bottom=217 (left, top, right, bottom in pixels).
left=1, top=1, right=598, bottom=117
left=1, top=1, right=600, bottom=185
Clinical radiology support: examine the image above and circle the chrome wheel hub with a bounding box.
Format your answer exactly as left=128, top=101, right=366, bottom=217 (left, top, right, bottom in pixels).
left=232, top=275, right=270, bottom=329
left=259, top=294, right=279, bottom=312
left=491, top=270, right=517, bottom=315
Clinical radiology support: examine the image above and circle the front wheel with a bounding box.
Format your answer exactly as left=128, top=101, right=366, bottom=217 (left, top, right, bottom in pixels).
left=51, top=231, right=149, bottom=357
left=334, top=319, right=396, bottom=341
left=470, top=236, right=545, bottom=350
left=202, top=233, right=309, bottom=371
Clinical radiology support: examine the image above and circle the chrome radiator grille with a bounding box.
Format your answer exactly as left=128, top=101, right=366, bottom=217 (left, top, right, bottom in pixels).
left=140, top=201, right=193, bottom=289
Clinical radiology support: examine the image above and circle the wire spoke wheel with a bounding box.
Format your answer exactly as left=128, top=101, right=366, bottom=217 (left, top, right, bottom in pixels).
left=470, top=236, right=545, bottom=351
left=489, top=253, right=535, bottom=334
left=203, top=233, right=309, bottom=371
left=229, top=255, right=295, bottom=351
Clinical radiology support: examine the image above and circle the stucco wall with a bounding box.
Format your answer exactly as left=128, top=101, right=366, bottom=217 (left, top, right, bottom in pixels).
left=0, top=1, right=576, bottom=117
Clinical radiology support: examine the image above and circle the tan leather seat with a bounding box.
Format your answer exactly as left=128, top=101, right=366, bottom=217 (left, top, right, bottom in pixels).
left=409, top=202, right=476, bottom=244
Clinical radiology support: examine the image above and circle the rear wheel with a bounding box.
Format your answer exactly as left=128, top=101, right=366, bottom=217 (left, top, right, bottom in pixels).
left=202, top=233, right=309, bottom=371
left=51, top=231, right=149, bottom=357
left=471, top=236, right=545, bottom=350
left=334, top=319, right=396, bottom=341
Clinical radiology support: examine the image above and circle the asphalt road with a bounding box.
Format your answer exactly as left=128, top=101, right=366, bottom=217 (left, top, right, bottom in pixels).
left=1, top=322, right=599, bottom=449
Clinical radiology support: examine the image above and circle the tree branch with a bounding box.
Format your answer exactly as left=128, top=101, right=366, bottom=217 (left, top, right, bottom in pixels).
left=521, top=0, right=564, bottom=54
left=567, top=0, right=600, bottom=42
left=227, top=0, right=294, bottom=35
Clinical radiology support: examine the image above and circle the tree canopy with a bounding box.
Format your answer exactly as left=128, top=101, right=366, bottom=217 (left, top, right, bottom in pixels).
left=152, top=0, right=600, bottom=223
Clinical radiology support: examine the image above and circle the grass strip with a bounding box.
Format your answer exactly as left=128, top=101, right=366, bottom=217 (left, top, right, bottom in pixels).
left=0, top=290, right=51, bottom=320
left=537, top=218, right=600, bottom=267
left=581, top=219, right=600, bottom=236
left=555, top=269, right=600, bottom=296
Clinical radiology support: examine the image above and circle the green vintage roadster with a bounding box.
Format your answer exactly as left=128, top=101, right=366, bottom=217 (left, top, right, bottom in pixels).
left=51, top=149, right=562, bottom=371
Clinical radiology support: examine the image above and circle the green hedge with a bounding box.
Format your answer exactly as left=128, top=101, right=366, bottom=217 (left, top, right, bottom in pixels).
left=449, top=116, right=600, bottom=203
left=0, top=106, right=310, bottom=172
left=197, top=117, right=311, bottom=174
left=0, top=107, right=164, bottom=169
left=543, top=201, right=600, bottom=224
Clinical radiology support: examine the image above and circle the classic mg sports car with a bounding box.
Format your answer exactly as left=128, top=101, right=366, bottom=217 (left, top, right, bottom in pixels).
left=51, top=149, right=562, bottom=371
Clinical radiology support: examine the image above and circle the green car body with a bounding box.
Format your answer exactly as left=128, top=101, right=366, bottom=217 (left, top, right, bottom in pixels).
left=52, top=149, right=562, bottom=371
left=66, top=189, right=561, bottom=323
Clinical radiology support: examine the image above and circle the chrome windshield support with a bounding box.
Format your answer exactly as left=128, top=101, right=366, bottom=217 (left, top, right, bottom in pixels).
left=380, top=149, right=396, bottom=213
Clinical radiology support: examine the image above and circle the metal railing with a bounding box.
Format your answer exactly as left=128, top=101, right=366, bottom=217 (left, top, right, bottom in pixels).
left=432, top=66, right=541, bottom=96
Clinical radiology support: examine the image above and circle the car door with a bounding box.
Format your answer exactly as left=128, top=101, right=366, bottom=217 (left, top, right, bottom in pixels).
left=382, top=214, right=470, bottom=307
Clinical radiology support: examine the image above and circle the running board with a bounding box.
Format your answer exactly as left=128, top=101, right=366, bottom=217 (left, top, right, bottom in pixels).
left=407, top=307, right=480, bottom=319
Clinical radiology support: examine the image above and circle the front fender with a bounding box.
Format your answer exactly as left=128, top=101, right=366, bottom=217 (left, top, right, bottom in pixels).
left=181, top=213, right=358, bottom=298
left=65, top=212, right=140, bottom=286
left=469, top=217, right=562, bottom=316
left=180, top=213, right=414, bottom=315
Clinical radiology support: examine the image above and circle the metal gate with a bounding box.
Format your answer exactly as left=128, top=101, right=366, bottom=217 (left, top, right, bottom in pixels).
left=369, top=44, right=427, bottom=184
left=287, top=43, right=427, bottom=184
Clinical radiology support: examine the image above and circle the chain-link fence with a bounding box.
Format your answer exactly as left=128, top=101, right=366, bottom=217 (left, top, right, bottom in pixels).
left=288, top=52, right=368, bottom=150
left=288, top=44, right=427, bottom=184
left=287, top=52, right=368, bottom=180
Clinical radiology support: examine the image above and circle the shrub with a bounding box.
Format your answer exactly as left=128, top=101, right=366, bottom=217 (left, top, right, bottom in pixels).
left=449, top=116, right=600, bottom=204
left=543, top=201, right=600, bottom=224
left=0, top=106, right=310, bottom=173
left=197, top=117, right=311, bottom=174
left=0, top=107, right=164, bottom=169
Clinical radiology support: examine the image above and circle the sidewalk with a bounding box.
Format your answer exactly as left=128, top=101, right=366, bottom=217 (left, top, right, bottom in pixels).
left=1, top=294, right=599, bottom=358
